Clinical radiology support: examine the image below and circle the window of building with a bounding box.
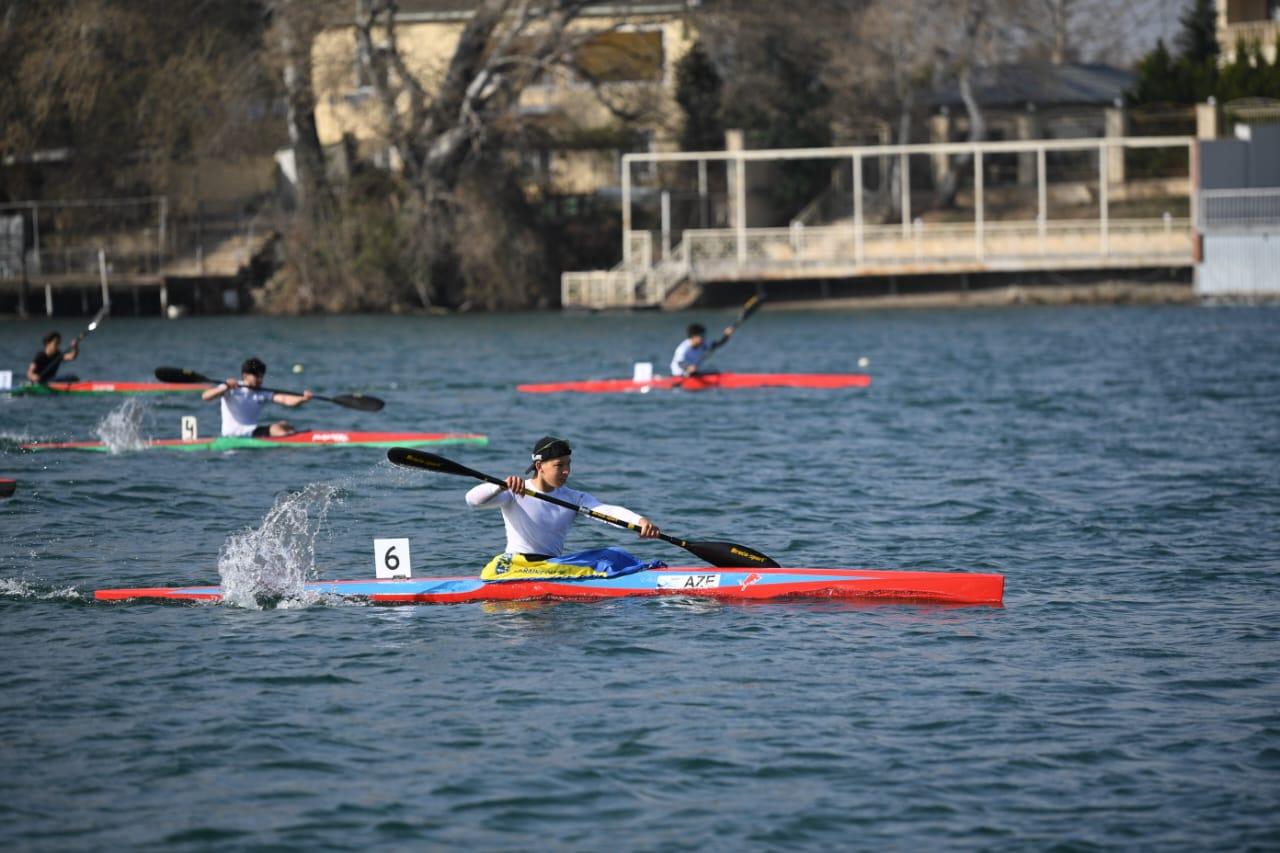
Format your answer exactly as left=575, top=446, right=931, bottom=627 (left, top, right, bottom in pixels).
left=574, top=30, right=664, bottom=84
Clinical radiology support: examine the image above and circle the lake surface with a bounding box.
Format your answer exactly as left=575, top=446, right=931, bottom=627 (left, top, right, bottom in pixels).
left=2, top=306, right=1278, bottom=850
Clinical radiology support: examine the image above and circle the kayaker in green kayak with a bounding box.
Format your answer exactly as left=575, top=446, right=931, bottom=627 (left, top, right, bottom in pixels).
left=201, top=357, right=312, bottom=437
left=26, top=331, right=80, bottom=383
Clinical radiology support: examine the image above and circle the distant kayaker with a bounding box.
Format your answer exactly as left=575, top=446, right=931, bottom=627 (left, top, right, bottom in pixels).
left=201, top=357, right=312, bottom=437
left=26, top=331, right=79, bottom=383
left=465, top=436, right=661, bottom=571
left=670, top=322, right=734, bottom=376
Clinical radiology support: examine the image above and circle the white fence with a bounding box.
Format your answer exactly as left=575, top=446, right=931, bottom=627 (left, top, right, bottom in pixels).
left=563, top=135, right=1196, bottom=308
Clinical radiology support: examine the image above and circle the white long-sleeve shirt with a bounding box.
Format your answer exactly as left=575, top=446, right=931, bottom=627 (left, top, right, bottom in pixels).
left=670, top=338, right=711, bottom=376
left=465, top=481, right=643, bottom=557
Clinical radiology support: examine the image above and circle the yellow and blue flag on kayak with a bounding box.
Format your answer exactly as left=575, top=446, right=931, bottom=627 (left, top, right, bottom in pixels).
left=481, top=548, right=664, bottom=583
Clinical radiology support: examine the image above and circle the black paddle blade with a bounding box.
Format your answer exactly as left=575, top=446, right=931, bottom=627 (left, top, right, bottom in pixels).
left=330, top=393, right=384, bottom=412
left=0, top=480, right=15, bottom=498
left=155, top=366, right=213, bottom=384
left=682, top=539, right=779, bottom=569
left=387, top=448, right=496, bottom=483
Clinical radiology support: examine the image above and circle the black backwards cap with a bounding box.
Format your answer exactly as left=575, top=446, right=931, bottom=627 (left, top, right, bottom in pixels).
left=526, top=435, right=572, bottom=472
left=241, top=357, right=267, bottom=377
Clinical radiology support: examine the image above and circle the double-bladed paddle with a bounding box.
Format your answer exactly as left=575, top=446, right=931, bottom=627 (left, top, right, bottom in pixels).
left=387, top=447, right=780, bottom=569
left=155, top=367, right=385, bottom=412
left=35, top=304, right=110, bottom=383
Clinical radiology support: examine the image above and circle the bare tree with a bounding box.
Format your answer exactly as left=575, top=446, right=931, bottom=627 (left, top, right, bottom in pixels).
left=271, top=0, right=336, bottom=218
left=327, top=0, right=607, bottom=308
left=1013, top=0, right=1162, bottom=65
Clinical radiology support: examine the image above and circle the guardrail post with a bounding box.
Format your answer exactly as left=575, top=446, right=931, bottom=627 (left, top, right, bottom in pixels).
left=735, top=152, right=746, bottom=265
left=853, top=154, right=863, bottom=266
left=975, top=149, right=985, bottom=261
left=1037, top=146, right=1047, bottom=242
left=1099, top=141, right=1109, bottom=255
left=900, top=152, right=911, bottom=238
left=622, top=156, right=632, bottom=270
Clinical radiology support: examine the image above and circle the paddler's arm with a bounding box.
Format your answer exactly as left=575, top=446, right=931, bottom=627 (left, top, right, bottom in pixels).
left=62, top=340, right=79, bottom=362
left=272, top=389, right=313, bottom=407
left=582, top=496, right=661, bottom=539
left=26, top=360, right=41, bottom=383
left=709, top=325, right=734, bottom=350
left=202, top=378, right=237, bottom=401
left=465, top=481, right=515, bottom=507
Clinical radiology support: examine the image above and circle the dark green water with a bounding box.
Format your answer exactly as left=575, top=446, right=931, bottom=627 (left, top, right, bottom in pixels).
left=2, top=307, right=1278, bottom=849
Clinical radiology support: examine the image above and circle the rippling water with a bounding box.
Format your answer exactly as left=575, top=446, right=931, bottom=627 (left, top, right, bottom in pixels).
left=2, top=306, right=1278, bottom=849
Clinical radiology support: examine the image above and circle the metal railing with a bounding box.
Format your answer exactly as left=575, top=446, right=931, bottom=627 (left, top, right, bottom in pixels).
left=562, top=134, right=1197, bottom=308
left=1199, top=188, right=1280, bottom=231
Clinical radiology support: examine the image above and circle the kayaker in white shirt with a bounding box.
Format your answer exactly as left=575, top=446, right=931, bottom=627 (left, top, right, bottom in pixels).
left=201, top=357, right=312, bottom=437
left=465, top=436, right=660, bottom=560
left=670, top=322, right=734, bottom=376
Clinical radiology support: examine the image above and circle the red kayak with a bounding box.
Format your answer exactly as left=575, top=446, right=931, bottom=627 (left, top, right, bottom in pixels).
left=517, top=372, right=872, bottom=394
left=10, top=381, right=203, bottom=396
left=96, top=567, right=1004, bottom=606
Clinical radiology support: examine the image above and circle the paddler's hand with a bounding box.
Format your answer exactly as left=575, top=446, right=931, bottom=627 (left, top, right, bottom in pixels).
left=504, top=475, right=525, bottom=494
left=301, top=389, right=313, bottom=402
left=636, top=517, right=660, bottom=538
left=224, top=377, right=239, bottom=389
left=722, top=326, right=734, bottom=338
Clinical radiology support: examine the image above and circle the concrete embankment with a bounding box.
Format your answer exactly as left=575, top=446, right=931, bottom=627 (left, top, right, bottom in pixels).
left=761, top=281, right=1196, bottom=310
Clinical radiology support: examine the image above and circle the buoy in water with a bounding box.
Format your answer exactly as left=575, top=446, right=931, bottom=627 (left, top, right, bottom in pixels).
left=292, top=364, right=304, bottom=374
left=857, top=356, right=870, bottom=368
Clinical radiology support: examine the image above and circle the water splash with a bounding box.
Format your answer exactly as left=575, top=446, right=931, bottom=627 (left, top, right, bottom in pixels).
left=94, top=398, right=150, bottom=453
left=0, top=577, right=85, bottom=602
left=217, top=483, right=341, bottom=609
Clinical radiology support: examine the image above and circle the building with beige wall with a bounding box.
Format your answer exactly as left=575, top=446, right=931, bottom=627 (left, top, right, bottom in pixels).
left=1217, top=0, right=1280, bottom=62
left=310, top=0, right=700, bottom=196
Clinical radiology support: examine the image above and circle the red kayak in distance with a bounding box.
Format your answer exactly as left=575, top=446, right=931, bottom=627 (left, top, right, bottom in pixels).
left=517, top=372, right=872, bottom=394
left=9, top=381, right=204, bottom=396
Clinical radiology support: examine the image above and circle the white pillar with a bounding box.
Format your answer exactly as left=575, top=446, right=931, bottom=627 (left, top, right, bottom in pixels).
left=1037, top=146, right=1047, bottom=243
left=622, top=158, right=632, bottom=269
left=1099, top=142, right=1109, bottom=255
left=853, top=154, right=864, bottom=266
left=660, top=190, right=671, bottom=259
left=975, top=149, right=985, bottom=260
left=735, top=152, right=746, bottom=265
left=900, top=152, right=911, bottom=237
left=697, top=160, right=708, bottom=227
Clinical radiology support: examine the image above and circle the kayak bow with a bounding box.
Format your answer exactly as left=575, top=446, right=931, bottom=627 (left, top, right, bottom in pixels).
left=95, top=567, right=1004, bottom=606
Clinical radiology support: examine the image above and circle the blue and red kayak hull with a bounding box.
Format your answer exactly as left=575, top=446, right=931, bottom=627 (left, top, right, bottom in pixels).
left=95, top=567, right=1004, bottom=606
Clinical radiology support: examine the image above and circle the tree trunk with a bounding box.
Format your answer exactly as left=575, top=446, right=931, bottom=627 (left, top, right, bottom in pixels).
left=276, top=0, right=333, bottom=220
left=936, top=67, right=986, bottom=208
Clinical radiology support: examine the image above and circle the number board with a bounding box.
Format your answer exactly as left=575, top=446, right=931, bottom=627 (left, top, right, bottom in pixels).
left=374, top=537, right=412, bottom=579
